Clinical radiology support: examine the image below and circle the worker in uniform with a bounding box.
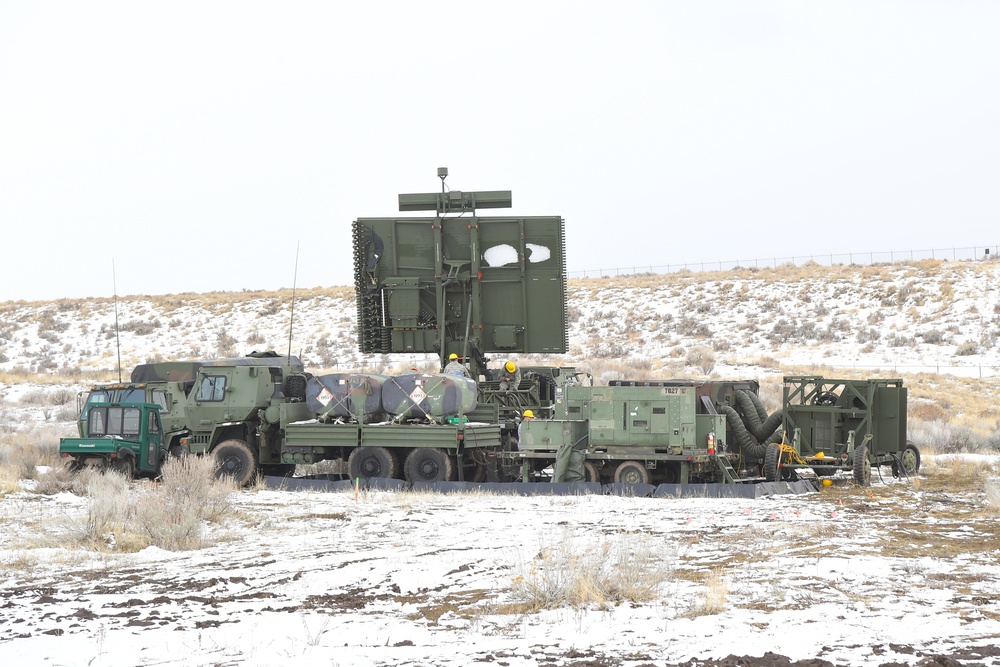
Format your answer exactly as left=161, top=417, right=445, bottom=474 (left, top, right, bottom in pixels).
left=498, top=360, right=521, bottom=391
left=443, top=352, right=471, bottom=378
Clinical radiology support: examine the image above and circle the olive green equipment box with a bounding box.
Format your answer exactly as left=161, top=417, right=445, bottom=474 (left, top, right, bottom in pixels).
left=769, top=376, right=918, bottom=486
left=516, top=383, right=735, bottom=485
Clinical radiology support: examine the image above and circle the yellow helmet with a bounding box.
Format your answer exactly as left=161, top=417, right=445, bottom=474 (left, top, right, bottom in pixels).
left=449, top=353, right=458, bottom=361
left=523, top=410, right=534, bottom=419
left=505, top=361, right=517, bottom=373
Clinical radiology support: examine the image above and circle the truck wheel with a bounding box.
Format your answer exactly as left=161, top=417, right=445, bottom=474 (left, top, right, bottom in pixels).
left=348, top=447, right=398, bottom=481
left=764, top=442, right=781, bottom=482
left=892, top=442, right=921, bottom=478
left=213, top=439, right=258, bottom=486
left=111, top=455, right=135, bottom=480
left=404, top=448, right=454, bottom=483
left=853, top=444, right=871, bottom=487
left=583, top=461, right=601, bottom=484
left=614, top=460, right=650, bottom=485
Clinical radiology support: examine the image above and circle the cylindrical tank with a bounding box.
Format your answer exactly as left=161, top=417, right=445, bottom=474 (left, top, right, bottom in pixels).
left=381, top=373, right=477, bottom=418
left=306, top=373, right=388, bottom=420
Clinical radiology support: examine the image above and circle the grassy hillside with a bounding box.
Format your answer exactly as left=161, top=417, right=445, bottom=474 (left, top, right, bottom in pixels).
left=1, top=259, right=998, bottom=450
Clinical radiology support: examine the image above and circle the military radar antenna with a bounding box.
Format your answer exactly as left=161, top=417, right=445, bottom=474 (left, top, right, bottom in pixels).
left=353, top=169, right=567, bottom=379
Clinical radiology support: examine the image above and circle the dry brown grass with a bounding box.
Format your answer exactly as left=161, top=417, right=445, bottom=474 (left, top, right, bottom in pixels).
left=918, top=455, right=999, bottom=493
left=570, top=259, right=961, bottom=292
left=500, top=533, right=674, bottom=613
left=141, top=286, right=355, bottom=317
left=682, top=567, right=730, bottom=618
left=985, top=478, right=1000, bottom=511
left=0, top=427, right=64, bottom=485
left=33, top=462, right=94, bottom=495
left=0, top=466, right=20, bottom=495
left=43, top=455, right=242, bottom=553
left=0, top=369, right=114, bottom=384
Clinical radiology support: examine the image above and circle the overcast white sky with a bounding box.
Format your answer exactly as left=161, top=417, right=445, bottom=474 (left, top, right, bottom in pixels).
left=1, top=1, right=997, bottom=302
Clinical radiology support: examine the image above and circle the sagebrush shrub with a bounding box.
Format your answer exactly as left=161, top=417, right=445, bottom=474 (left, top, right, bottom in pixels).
left=60, top=455, right=238, bottom=552
left=134, top=456, right=237, bottom=550
left=506, top=533, right=674, bottom=612
left=0, top=429, right=61, bottom=481
left=955, top=341, right=979, bottom=356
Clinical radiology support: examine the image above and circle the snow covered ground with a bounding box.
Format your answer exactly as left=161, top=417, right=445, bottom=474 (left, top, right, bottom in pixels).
left=1, top=260, right=999, bottom=665
left=2, top=457, right=1000, bottom=666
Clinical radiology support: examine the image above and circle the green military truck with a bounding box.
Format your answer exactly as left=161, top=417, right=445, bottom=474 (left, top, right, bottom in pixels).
left=66, top=354, right=503, bottom=485
left=68, top=352, right=307, bottom=484
left=60, top=402, right=166, bottom=478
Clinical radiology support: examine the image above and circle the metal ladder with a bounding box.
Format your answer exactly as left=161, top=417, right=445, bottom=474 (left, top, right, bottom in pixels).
left=715, top=454, right=752, bottom=483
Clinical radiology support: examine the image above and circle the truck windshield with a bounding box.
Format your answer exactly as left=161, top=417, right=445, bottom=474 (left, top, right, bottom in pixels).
left=88, top=406, right=142, bottom=437
left=120, top=388, right=145, bottom=403
left=81, top=387, right=157, bottom=420
left=79, top=390, right=111, bottom=425
left=84, top=390, right=111, bottom=405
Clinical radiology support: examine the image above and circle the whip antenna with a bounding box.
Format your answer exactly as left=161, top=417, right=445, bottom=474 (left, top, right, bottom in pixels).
left=287, top=241, right=300, bottom=359
left=113, top=259, right=122, bottom=382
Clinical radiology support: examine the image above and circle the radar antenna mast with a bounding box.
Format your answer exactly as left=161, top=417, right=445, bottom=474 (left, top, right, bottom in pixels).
left=287, top=241, right=300, bottom=360
left=113, top=259, right=122, bottom=383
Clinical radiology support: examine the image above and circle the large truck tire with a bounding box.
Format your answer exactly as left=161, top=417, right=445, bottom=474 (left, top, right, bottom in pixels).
left=892, top=441, right=921, bottom=478
left=111, top=452, right=135, bottom=480
left=404, top=448, right=454, bottom=483
left=613, top=460, right=650, bottom=485
left=213, top=439, right=258, bottom=486
left=348, top=447, right=398, bottom=481
left=763, top=442, right=781, bottom=482
left=853, top=444, right=871, bottom=487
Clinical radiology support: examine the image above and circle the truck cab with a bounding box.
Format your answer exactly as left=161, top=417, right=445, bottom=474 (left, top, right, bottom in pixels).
left=78, top=383, right=173, bottom=437
left=61, top=402, right=166, bottom=478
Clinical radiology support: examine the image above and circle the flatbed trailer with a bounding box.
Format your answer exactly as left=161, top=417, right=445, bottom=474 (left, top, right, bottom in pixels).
left=281, top=417, right=503, bottom=483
